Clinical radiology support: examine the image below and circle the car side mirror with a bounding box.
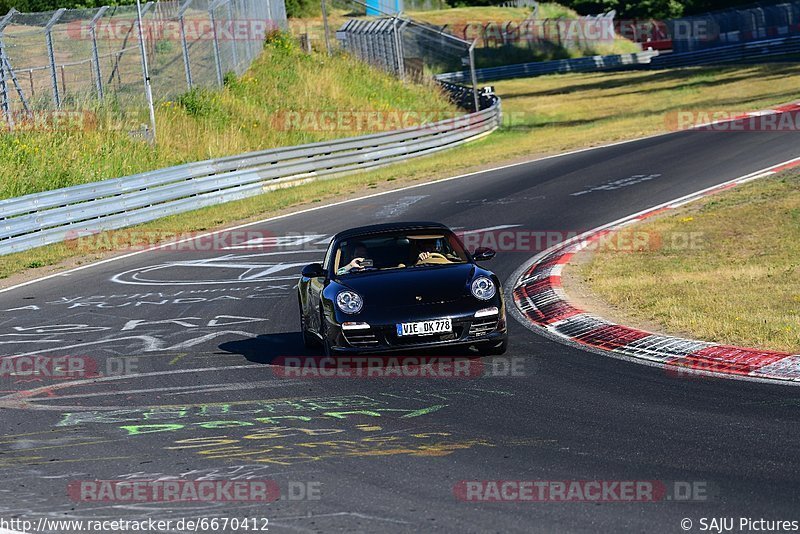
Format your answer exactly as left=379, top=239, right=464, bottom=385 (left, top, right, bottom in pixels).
left=473, top=247, right=496, bottom=261
left=302, top=263, right=326, bottom=278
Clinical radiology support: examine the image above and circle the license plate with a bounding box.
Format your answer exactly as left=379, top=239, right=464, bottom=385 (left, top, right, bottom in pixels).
left=396, top=318, right=452, bottom=337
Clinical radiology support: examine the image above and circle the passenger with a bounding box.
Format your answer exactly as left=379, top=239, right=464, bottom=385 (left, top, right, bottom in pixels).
left=338, top=242, right=371, bottom=274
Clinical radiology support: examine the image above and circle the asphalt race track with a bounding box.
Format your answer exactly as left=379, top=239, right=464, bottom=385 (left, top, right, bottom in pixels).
left=1, top=126, right=800, bottom=533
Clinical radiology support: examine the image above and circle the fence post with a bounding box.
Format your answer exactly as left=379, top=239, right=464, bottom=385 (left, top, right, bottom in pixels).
left=0, top=42, right=9, bottom=129
left=321, top=0, right=332, bottom=55
left=243, top=0, right=253, bottom=63
left=44, top=8, right=66, bottom=109
left=226, top=0, right=239, bottom=72
left=136, top=0, right=157, bottom=143
left=0, top=9, right=15, bottom=129
left=209, top=0, right=226, bottom=86
left=468, top=39, right=480, bottom=112
left=178, top=0, right=194, bottom=90
left=89, top=6, right=108, bottom=100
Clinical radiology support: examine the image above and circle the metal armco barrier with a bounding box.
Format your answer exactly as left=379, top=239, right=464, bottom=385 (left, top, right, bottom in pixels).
left=0, top=90, right=500, bottom=256
left=436, top=50, right=659, bottom=83
left=648, top=34, right=800, bottom=68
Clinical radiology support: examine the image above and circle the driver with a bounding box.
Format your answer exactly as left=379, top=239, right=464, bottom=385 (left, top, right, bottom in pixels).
left=415, top=238, right=449, bottom=264
left=337, top=242, right=370, bottom=274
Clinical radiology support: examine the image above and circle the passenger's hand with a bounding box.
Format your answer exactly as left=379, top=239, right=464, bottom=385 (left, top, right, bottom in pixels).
left=348, top=257, right=366, bottom=270
left=418, top=252, right=432, bottom=262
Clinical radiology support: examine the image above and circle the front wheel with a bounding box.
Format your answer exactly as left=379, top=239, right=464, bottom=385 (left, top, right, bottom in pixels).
left=299, top=298, right=318, bottom=348
left=320, top=307, right=335, bottom=357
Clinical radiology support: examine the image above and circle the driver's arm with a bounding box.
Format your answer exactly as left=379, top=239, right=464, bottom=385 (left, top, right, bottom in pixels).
left=337, top=257, right=365, bottom=274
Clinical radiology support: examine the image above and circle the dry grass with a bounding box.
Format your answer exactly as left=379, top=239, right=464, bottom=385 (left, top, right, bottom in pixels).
left=577, top=172, right=800, bottom=353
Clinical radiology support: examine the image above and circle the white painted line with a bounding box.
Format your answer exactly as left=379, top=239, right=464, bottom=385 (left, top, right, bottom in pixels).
left=0, top=128, right=707, bottom=296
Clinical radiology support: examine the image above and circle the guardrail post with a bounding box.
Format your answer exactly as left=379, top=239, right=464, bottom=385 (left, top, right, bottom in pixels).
left=177, top=0, right=194, bottom=90
left=44, top=8, right=66, bottom=109
left=209, top=0, right=226, bottom=86
left=89, top=6, right=108, bottom=100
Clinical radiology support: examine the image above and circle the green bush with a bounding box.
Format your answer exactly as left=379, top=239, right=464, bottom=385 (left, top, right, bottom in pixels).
left=176, top=88, right=222, bottom=119
left=284, top=0, right=320, bottom=18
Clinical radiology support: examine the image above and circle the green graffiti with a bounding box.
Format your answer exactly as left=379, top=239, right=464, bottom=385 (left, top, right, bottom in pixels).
left=197, top=420, right=255, bottom=429
left=400, top=405, right=446, bottom=418
left=322, top=410, right=383, bottom=419
left=121, top=424, right=184, bottom=435
left=253, top=415, right=313, bottom=424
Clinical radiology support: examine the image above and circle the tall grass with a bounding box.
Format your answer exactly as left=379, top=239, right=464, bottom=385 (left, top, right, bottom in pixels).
left=0, top=32, right=456, bottom=200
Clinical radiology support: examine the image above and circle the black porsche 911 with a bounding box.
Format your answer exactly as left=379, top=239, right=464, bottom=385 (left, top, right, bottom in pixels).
left=298, top=222, right=507, bottom=356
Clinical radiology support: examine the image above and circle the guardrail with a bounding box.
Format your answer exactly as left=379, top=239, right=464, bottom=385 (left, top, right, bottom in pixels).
left=648, top=34, right=800, bottom=68
left=434, top=34, right=800, bottom=85
left=435, top=50, right=659, bottom=83
left=0, top=89, right=500, bottom=256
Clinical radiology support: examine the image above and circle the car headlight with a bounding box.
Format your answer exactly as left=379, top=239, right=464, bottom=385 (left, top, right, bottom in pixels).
left=471, top=276, right=496, bottom=300
left=336, top=291, right=363, bottom=314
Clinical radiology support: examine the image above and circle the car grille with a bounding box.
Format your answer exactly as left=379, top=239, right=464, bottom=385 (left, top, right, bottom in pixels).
left=469, top=318, right=498, bottom=337
left=343, top=330, right=380, bottom=347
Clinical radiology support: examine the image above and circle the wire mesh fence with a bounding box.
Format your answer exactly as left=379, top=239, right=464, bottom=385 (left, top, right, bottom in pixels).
left=323, top=0, right=483, bottom=112
left=0, top=0, right=287, bottom=128
left=670, top=1, right=800, bottom=52
left=335, top=12, right=480, bottom=110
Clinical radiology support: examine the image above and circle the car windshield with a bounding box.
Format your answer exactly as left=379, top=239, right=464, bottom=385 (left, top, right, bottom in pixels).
left=333, top=230, right=469, bottom=275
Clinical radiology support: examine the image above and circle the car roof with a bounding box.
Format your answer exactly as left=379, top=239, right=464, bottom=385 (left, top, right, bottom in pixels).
left=332, top=222, right=450, bottom=241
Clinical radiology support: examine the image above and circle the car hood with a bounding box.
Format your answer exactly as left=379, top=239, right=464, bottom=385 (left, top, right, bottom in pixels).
left=335, top=263, right=479, bottom=306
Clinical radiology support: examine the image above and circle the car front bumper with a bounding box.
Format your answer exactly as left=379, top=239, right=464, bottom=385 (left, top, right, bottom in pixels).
left=325, top=305, right=507, bottom=354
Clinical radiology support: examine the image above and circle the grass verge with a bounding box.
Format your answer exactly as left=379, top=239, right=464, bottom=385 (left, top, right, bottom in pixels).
left=571, top=171, right=800, bottom=353
left=0, top=33, right=456, bottom=199
left=4, top=63, right=800, bottom=284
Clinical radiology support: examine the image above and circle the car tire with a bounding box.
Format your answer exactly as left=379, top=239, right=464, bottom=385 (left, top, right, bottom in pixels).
left=320, top=307, right=338, bottom=357
left=478, top=340, right=507, bottom=356
left=299, top=298, right=318, bottom=348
